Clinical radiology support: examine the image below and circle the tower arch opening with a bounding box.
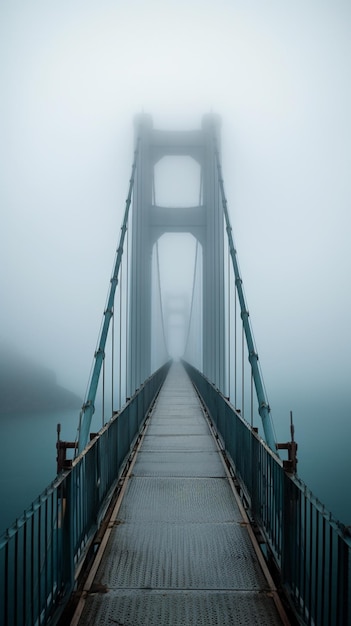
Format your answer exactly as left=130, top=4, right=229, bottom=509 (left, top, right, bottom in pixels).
left=151, top=232, right=203, bottom=368
left=153, top=156, right=202, bottom=207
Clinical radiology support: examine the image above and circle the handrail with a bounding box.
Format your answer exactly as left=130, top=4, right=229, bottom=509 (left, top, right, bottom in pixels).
left=183, top=360, right=351, bottom=626
left=0, top=362, right=170, bottom=626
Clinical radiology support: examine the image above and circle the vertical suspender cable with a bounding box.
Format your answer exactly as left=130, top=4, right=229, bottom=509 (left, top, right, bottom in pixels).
left=216, top=180, right=220, bottom=387
left=125, top=226, right=129, bottom=405
left=183, top=172, right=199, bottom=365
left=102, top=357, right=105, bottom=427
left=227, top=248, right=231, bottom=399
left=119, top=257, right=123, bottom=408
left=235, top=272, right=238, bottom=407
left=184, top=239, right=199, bottom=360
left=242, top=326, right=245, bottom=418
left=111, top=304, right=114, bottom=412
left=155, top=239, right=168, bottom=359
left=214, top=141, right=277, bottom=453
left=77, top=139, right=140, bottom=453
left=152, top=173, right=156, bottom=205
left=234, top=275, right=237, bottom=407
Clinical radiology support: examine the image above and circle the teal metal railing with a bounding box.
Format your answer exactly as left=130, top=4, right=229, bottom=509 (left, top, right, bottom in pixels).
left=0, top=361, right=170, bottom=626
left=184, top=360, right=351, bottom=626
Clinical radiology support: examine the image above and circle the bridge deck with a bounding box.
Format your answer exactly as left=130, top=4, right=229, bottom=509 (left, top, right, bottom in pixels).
left=73, top=363, right=287, bottom=625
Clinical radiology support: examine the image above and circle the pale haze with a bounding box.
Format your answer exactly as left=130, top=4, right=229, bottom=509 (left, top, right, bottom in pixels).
left=1, top=1, right=351, bottom=514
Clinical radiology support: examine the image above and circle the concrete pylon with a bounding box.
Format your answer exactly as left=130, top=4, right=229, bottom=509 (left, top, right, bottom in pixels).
left=128, top=114, right=225, bottom=395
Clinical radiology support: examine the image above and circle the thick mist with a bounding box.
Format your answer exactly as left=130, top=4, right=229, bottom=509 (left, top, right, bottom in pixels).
left=1, top=1, right=351, bottom=518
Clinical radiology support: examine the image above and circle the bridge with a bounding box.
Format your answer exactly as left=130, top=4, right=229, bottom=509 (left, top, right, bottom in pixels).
left=1, top=115, right=350, bottom=625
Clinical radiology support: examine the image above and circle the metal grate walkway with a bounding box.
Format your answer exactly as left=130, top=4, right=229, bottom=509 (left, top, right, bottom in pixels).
left=73, top=363, right=288, bottom=625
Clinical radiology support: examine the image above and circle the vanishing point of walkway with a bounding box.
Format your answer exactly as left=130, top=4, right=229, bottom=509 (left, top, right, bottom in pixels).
left=73, top=363, right=288, bottom=625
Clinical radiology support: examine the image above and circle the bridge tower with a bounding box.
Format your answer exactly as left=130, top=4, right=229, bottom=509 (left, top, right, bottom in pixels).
left=128, top=114, right=225, bottom=394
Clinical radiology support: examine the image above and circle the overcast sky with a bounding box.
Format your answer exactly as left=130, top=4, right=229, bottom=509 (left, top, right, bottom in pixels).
left=1, top=1, right=351, bottom=440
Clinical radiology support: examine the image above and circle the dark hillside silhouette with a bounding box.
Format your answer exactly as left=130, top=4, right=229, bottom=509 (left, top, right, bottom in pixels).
left=0, top=344, right=81, bottom=413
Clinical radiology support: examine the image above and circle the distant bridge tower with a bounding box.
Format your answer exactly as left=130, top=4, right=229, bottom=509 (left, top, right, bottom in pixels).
left=128, top=114, right=225, bottom=394
left=164, top=293, right=189, bottom=358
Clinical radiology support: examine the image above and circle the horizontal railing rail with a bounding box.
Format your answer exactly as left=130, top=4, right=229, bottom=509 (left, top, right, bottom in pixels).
left=0, top=361, right=170, bottom=626
left=183, top=360, right=351, bottom=626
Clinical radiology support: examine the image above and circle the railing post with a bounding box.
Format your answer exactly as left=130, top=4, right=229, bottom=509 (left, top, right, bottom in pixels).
left=250, top=430, right=259, bottom=520
left=337, top=533, right=349, bottom=626
left=281, top=471, right=298, bottom=601
left=61, top=473, right=75, bottom=599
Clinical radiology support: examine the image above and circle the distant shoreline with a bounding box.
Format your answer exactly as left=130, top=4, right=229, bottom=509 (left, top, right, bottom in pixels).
left=0, top=346, right=82, bottom=414
left=0, top=388, right=82, bottom=414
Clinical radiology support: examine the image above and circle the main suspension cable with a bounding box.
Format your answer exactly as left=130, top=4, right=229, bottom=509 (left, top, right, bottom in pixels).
left=76, top=140, right=140, bottom=453
left=213, top=138, right=278, bottom=454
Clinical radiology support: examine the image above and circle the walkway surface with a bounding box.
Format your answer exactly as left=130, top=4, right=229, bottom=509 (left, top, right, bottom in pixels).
left=74, top=363, right=286, bottom=625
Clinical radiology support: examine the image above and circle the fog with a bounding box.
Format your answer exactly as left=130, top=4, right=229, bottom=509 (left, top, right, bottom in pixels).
left=1, top=1, right=351, bottom=453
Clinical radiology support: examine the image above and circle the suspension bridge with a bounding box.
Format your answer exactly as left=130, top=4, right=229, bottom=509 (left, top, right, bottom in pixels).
left=1, top=115, right=350, bottom=626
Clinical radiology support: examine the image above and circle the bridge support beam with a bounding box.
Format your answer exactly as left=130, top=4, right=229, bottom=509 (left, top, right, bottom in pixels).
left=128, top=114, right=225, bottom=395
